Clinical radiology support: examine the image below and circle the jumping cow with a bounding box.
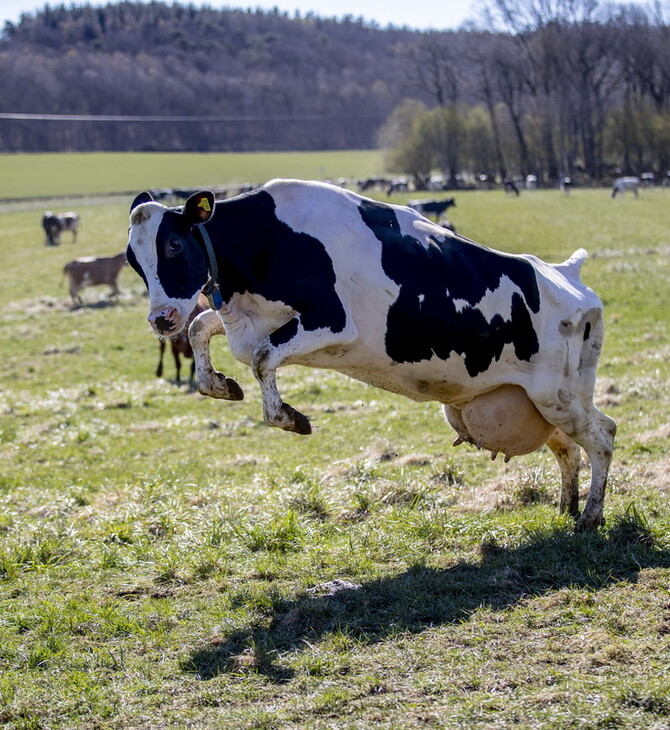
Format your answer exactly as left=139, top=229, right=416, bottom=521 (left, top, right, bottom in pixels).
left=43, top=211, right=80, bottom=246
left=126, top=179, right=616, bottom=531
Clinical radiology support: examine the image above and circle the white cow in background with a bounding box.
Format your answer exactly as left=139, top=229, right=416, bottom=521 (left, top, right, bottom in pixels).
left=611, top=176, right=640, bottom=198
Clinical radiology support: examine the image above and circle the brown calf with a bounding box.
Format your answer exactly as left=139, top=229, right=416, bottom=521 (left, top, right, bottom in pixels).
left=63, top=252, right=126, bottom=305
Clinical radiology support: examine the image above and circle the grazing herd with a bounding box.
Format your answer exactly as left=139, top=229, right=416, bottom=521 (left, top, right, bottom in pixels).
left=45, top=209, right=202, bottom=384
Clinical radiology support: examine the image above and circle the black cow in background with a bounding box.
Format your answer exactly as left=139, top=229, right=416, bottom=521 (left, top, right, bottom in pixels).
left=43, top=211, right=80, bottom=246
left=407, top=198, right=456, bottom=219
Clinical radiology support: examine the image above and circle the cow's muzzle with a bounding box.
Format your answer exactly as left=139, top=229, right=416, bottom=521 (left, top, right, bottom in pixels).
left=148, top=306, right=182, bottom=335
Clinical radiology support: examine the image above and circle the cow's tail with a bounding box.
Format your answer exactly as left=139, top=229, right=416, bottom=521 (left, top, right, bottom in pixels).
left=556, top=248, right=588, bottom=282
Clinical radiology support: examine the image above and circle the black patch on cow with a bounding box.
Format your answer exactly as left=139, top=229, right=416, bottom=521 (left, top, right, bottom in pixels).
left=358, top=199, right=541, bottom=376
left=128, top=190, right=347, bottom=344
left=126, top=245, right=148, bottom=289
left=270, top=317, right=300, bottom=347
left=208, top=190, right=347, bottom=334
left=155, top=211, right=211, bottom=300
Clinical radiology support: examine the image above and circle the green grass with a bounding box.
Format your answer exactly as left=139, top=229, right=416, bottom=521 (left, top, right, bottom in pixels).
left=0, top=165, right=669, bottom=728
left=0, top=150, right=386, bottom=199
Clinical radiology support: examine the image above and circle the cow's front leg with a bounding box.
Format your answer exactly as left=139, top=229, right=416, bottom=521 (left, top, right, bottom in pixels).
left=189, top=310, right=244, bottom=401
left=251, top=317, right=357, bottom=435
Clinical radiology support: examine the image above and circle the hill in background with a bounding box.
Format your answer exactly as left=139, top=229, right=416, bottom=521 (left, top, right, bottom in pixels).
left=0, top=3, right=432, bottom=152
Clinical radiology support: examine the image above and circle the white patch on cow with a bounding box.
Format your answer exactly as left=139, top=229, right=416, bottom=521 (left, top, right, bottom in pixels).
left=453, top=297, right=469, bottom=313
left=469, top=274, right=521, bottom=323
left=265, top=179, right=399, bottom=351
left=408, top=218, right=437, bottom=249
left=219, top=291, right=297, bottom=366
left=418, top=293, right=425, bottom=305
left=448, top=276, right=529, bottom=323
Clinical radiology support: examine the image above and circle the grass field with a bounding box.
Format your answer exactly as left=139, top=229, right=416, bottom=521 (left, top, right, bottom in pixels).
left=1, top=150, right=386, bottom=200
left=1, top=158, right=669, bottom=729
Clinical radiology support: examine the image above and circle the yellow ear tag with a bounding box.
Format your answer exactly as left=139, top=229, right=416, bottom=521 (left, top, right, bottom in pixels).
left=198, top=197, right=211, bottom=212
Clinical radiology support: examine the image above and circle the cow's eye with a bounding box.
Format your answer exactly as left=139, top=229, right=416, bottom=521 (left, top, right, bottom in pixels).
left=166, top=239, right=183, bottom=255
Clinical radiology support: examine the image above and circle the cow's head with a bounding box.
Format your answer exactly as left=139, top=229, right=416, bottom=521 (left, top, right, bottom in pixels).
left=126, top=190, right=215, bottom=336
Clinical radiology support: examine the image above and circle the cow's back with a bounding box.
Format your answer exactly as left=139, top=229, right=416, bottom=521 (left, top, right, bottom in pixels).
left=249, top=181, right=599, bottom=400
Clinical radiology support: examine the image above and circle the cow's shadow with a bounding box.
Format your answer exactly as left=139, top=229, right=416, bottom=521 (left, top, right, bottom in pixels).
left=69, top=297, right=122, bottom=311
left=183, top=511, right=670, bottom=682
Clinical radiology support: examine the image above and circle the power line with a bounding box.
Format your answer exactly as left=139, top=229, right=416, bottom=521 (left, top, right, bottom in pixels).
left=0, top=112, right=383, bottom=122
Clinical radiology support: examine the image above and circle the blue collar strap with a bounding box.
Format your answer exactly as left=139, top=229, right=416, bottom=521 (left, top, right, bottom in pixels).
left=197, top=223, right=223, bottom=311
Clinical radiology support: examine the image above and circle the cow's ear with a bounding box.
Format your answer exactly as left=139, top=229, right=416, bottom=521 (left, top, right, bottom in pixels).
left=130, top=191, right=153, bottom=212
left=183, top=191, right=215, bottom=225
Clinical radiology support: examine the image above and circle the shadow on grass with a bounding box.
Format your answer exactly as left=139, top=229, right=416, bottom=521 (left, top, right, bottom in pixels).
left=183, top=509, right=670, bottom=681
left=70, top=297, right=123, bottom=311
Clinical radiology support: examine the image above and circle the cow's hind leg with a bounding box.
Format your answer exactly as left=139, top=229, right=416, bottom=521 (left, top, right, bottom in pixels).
left=251, top=316, right=358, bottom=435
left=189, top=310, right=243, bottom=401
left=575, top=408, right=617, bottom=531
left=546, top=429, right=582, bottom=519
left=536, top=401, right=616, bottom=531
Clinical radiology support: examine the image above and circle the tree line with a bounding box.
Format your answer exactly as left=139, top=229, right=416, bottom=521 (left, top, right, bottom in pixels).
left=383, top=0, right=670, bottom=186
left=1, top=0, right=670, bottom=186
left=0, top=3, right=423, bottom=152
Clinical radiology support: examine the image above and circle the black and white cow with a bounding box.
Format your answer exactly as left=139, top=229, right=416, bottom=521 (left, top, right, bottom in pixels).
left=42, top=211, right=80, bottom=246
left=408, top=198, right=456, bottom=219
left=126, top=179, right=616, bottom=531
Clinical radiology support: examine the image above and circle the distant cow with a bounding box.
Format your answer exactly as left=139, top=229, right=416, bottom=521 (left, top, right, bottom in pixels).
left=43, top=211, right=79, bottom=246
left=126, top=180, right=616, bottom=531
left=387, top=178, right=409, bottom=195
left=156, top=294, right=211, bottom=384
left=503, top=177, right=520, bottom=196
left=63, top=252, right=126, bottom=305
left=560, top=176, right=573, bottom=195
left=407, top=198, right=456, bottom=218
left=611, top=176, right=640, bottom=198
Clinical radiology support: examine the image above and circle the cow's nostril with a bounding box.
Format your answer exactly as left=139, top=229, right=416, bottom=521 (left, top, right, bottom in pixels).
left=154, top=315, right=174, bottom=333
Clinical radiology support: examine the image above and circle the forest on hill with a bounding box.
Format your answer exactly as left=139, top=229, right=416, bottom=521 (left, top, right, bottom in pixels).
left=2, top=0, right=670, bottom=185
left=0, top=3, right=429, bottom=152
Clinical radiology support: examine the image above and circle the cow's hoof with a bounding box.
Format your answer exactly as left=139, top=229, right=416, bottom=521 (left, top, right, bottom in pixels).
left=223, top=377, right=244, bottom=401
left=198, top=372, right=244, bottom=401
left=280, top=403, right=312, bottom=435
left=574, top=514, right=604, bottom=532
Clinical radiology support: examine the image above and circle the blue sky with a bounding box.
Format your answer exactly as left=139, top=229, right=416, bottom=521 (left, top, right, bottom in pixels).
left=1, top=0, right=479, bottom=31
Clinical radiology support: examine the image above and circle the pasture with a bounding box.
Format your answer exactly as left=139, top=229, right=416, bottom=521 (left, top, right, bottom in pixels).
left=0, top=150, right=386, bottom=201
left=0, top=159, right=669, bottom=729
